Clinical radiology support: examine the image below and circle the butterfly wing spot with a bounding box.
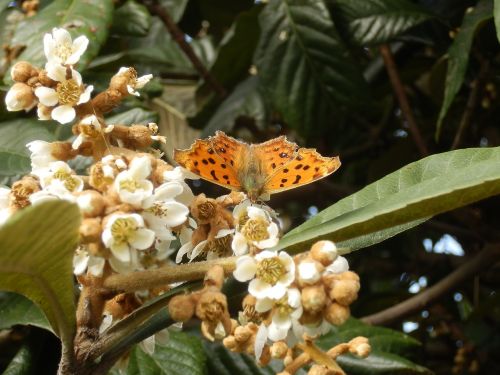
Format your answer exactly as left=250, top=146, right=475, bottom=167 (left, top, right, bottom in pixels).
left=264, top=148, right=341, bottom=193
left=173, top=135, right=242, bottom=190
left=271, top=162, right=277, bottom=169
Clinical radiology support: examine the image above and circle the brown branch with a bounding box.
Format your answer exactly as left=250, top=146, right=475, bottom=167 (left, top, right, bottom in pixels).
left=451, top=60, right=489, bottom=150
left=101, top=257, right=237, bottom=293
left=380, top=44, right=429, bottom=157
left=141, top=0, right=226, bottom=98
left=361, top=245, right=500, bottom=326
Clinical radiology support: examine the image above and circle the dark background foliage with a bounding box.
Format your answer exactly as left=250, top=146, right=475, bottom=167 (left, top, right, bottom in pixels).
left=0, top=0, right=499, bottom=374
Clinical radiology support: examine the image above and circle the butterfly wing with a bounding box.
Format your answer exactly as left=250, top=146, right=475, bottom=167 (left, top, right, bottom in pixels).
left=173, top=132, right=244, bottom=190
left=263, top=148, right=341, bottom=193
left=252, top=136, right=298, bottom=176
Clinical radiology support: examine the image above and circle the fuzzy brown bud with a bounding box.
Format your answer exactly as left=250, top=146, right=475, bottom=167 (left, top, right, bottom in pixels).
left=38, top=69, right=56, bottom=87
left=324, top=303, right=350, bottom=326
left=234, top=325, right=252, bottom=343
left=10, top=61, right=38, bottom=82
left=302, top=285, right=327, bottom=314
left=168, top=294, right=195, bottom=322
left=79, top=218, right=102, bottom=243
left=76, top=190, right=105, bottom=218
left=310, top=240, right=338, bottom=266
left=10, top=176, right=40, bottom=210
left=329, top=277, right=360, bottom=306
left=5, top=83, right=36, bottom=111
left=270, top=341, right=288, bottom=359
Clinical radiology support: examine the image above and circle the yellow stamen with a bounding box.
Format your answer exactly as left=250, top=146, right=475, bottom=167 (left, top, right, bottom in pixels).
left=56, top=78, right=82, bottom=106
left=256, top=257, right=286, bottom=285
left=110, top=217, right=137, bottom=245
left=241, top=217, right=269, bottom=242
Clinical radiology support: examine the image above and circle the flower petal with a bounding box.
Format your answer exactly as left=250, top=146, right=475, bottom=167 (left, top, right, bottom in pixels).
left=51, top=105, right=76, bottom=124
left=130, top=228, right=155, bottom=250
left=45, top=62, right=67, bottom=82
left=110, top=242, right=131, bottom=262
left=233, top=256, right=257, bottom=282
left=67, top=35, right=89, bottom=65
left=77, top=85, right=93, bottom=104
left=35, top=87, right=58, bottom=107
left=248, top=278, right=271, bottom=299
left=255, top=297, right=273, bottom=313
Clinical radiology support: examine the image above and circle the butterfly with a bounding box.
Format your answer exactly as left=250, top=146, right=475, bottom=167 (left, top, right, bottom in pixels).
left=173, top=131, right=341, bottom=202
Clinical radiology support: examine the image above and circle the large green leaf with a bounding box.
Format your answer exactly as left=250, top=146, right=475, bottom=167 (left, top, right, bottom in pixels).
left=495, top=0, right=500, bottom=43
left=202, top=76, right=268, bottom=136
left=111, top=0, right=151, bottom=37
left=9, top=0, right=114, bottom=70
left=330, top=0, right=433, bottom=45
left=197, top=5, right=262, bottom=104
left=254, top=0, right=369, bottom=135
left=279, top=147, right=500, bottom=254
left=0, top=201, right=81, bottom=346
left=436, top=0, right=492, bottom=138
left=117, top=332, right=207, bottom=375
left=0, top=119, right=56, bottom=177
left=0, top=292, right=51, bottom=332
left=317, top=319, right=431, bottom=374
left=2, top=344, right=36, bottom=375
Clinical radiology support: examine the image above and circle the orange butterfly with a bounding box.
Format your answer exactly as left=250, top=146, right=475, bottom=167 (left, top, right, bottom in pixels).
left=173, top=131, right=341, bottom=201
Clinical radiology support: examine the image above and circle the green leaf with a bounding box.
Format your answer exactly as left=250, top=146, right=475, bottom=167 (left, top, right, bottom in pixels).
left=111, top=0, right=152, bottom=37
left=330, top=0, right=434, bottom=45
left=317, top=319, right=431, bottom=374
left=0, top=201, right=81, bottom=346
left=202, top=341, right=276, bottom=375
left=436, top=0, right=493, bottom=138
left=2, top=344, right=35, bottom=375
left=0, top=292, right=51, bottom=332
left=202, top=76, right=268, bottom=136
left=279, top=147, right=500, bottom=254
left=495, top=0, right=500, bottom=43
left=9, top=0, right=114, bottom=70
left=0, top=119, right=56, bottom=177
left=197, top=5, right=262, bottom=103
left=119, top=332, right=207, bottom=375
left=254, top=0, right=369, bottom=135
left=107, top=108, right=158, bottom=125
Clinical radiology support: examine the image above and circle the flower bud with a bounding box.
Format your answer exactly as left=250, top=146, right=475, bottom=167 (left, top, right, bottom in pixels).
left=10, top=61, right=38, bottom=82
left=324, top=302, right=350, bottom=326
left=297, top=259, right=324, bottom=286
left=76, top=190, right=105, bottom=218
left=234, top=325, right=252, bottom=342
left=5, top=83, right=36, bottom=111
left=349, top=336, right=370, bottom=357
left=270, top=341, right=288, bottom=359
left=38, top=69, right=56, bottom=87
left=168, top=294, right=195, bottom=322
left=301, top=285, right=327, bottom=314
left=223, top=335, right=238, bottom=350
left=79, top=218, right=102, bottom=243
left=329, top=276, right=360, bottom=306
left=310, top=240, right=338, bottom=266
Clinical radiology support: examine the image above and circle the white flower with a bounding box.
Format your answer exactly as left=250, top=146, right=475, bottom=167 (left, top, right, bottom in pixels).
left=141, top=182, right=189, bottom=237
left=117, top=67, right=152, bottom=96
left=0, top=187, right=11, bottom=225
left=256, top=288, right=303, bottom=341
left=73, top=247, right=105, bottom=277
left=5, top=82, right=36, bottom=112
left=102, top=213, right=155, bottom=263
left=292, top=318, right=332, bottom=340
left=232, top=206, right=279, bottom=255
left=163, top=166, right=196, bottom=206
left=44, top=28, right=89, bottom=65
left=72, top=115, right=112, bottom=150
left=114, top=156, right=154, bottom=206
left=325, top=256, right=349, bottom=274
left=29, top=183, right=76, bottom=205
left=233, top=250, right=295, bottom=300
left=37, top=161, right=83, bottom=193
left=34, top=63, right=93, bottom=124
left=26, top=140, right=56, bottom=173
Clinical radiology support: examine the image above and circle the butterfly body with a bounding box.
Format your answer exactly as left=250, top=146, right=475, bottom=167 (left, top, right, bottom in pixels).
left=174, top=131, right=341, bottom=201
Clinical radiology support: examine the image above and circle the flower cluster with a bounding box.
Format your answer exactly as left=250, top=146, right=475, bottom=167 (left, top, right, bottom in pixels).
left=2, top=28, right=370, bottom=375
left=227, top=240, right=361, bottom=368
left=5, top=28, right=152, bottom=124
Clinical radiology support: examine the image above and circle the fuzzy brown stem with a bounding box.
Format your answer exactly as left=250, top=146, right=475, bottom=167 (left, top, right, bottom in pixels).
left=380, top=44, right=429, bottom=157
left=102, top=257, right=237, bottom=293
